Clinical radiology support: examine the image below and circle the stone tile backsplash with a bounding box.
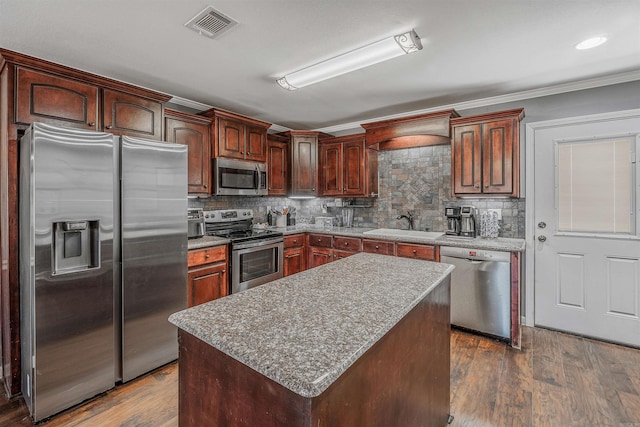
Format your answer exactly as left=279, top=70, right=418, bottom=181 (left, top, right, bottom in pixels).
left=189, top=144, right=526, bottom=238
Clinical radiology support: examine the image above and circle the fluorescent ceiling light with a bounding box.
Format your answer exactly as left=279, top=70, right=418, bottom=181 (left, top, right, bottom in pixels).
left=277, top=29, right=423, bottom=91
left=576, top=36, right=607, bottom=50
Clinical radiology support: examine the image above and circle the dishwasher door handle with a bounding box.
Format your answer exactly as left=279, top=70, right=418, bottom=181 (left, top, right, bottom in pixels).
left=466, top=259, right=483, bottom=264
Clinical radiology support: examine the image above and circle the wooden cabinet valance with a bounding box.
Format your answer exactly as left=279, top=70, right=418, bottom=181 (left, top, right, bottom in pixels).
left=361, top=109, right=459, bottom=150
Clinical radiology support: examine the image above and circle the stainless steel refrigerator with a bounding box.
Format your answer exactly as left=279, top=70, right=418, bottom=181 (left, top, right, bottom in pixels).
left=19, top=122, right=187, bottom=422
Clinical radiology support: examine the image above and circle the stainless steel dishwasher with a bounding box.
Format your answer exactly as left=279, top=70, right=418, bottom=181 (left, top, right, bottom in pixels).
left=440, top=246, right=511, bottom=340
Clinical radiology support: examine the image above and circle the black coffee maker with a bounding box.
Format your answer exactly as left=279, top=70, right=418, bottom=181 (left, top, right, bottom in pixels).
left=444, top=206, right=461, bottom=236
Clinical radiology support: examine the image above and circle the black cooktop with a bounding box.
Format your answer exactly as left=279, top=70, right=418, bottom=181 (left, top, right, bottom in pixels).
left=207, top=228, right=283, bottom=244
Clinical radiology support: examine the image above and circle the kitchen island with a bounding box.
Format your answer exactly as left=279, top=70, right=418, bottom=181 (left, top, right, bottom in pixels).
left=169, top=253, right=453, bottom=426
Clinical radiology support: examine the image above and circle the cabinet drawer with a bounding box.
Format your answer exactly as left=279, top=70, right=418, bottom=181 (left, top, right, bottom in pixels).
left=309, top=234, right=332, bottom=248
left=333, top=236, right=361, bottom=252
left=188, top=245, right=227, bottom=267
left=284, top=234, right=305, bottom=249
left=333, top=250, right=356, bottom=260
left=362, top=239, right=395, bottom=256
left=396, top=243, right=437, bottom=261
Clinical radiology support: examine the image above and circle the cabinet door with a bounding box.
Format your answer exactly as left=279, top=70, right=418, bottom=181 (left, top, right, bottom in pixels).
left=165, top=116, right=211, bottom=194
left=290, top=135, right=318, bottom=196
left=16, top=67, right=99, bottom=130
left=320, top=143, right=342, bottom=196
left=284, top=247, right=306, bottom=277
left=308, top=247, right=333, bottom=269
left=342, top=140, right=365, bottom=196
left=102, top=89, right=162, bottom=140
left=267, top=140, right=288, bottom=195
left=452, top=124, right=482, bottom=195
left=245, top=125, right=267, bottom=162
left=482, top=119, right=514, bottom=194
left=217, top=118, right=245, bottom=159
left=188, top=263, right=228, bottom=307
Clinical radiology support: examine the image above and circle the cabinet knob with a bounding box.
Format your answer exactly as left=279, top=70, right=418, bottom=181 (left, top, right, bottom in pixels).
left=317, top=239, right=322, bottom=242
left=474, top=184, right=479, bottom=188
left=88, top=122, right=96, bottom=127
left=205, top=254, right=210, bottom=258
left=312, top=188, right=316, bottom=191
left=204, top=184, right=208, bottom=188
left=344, top=242, right=348, bottom=246
left=412, top=250, right=417, bottom=254
left=105, top=125, right=113, bottom=129
left=484, top=185, right=489, bottom=188
left=375, top=245, right=379, bottom=249
left=293, top=240, right=297, bottom=243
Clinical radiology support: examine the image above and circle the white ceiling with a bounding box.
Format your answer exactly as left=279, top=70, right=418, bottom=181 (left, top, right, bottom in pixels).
left=1, top=0, right=639, bottom=132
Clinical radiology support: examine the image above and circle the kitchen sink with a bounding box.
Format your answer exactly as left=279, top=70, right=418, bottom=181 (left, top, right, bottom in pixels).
left=363, top=228, right=444, bottom=239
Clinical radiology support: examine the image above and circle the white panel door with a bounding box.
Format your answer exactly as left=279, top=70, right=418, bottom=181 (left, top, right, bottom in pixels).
left=533, top=111, right=640, bottom=347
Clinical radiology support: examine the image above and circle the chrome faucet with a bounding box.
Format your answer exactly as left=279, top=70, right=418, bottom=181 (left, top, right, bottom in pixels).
left=396, top=211, right=414, bottom=230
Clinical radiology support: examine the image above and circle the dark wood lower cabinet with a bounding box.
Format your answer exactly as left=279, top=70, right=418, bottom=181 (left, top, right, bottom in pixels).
left=362, top=239, right=396, bottom=255
left=187, top=246, right=228, bottom=307
left=308, top=247, right=333, bottom=268
left=187, top=263, right=227, bottom=307
left=284, top=247, right=305, bottom=277
left=176, top=276, right=451, bottom=426
left=396, top=242, right=439, bottom=261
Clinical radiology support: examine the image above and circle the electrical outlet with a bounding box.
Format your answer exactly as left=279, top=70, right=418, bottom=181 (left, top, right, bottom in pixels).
left=486, top=209, right=502, bottom=220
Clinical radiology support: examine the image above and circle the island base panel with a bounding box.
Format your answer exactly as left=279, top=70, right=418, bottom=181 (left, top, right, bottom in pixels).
left=178, top=277, right=451, bottom=427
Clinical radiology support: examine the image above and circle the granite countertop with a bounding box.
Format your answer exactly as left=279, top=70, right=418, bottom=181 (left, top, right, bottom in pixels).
left=187, top=235, right=230, bottom=250
left=278, top=225, right=525, bottom=252
left=169, top=252, right=454, bottom=398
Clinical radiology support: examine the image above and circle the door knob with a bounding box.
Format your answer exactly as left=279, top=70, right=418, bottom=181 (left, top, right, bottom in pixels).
left=538, top=222, right=546, bottom=229
left=538, top=235, right=547, bottom=242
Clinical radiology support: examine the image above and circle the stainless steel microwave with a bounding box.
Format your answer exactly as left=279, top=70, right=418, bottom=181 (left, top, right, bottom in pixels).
left=212, top=158, right=268, bottom=196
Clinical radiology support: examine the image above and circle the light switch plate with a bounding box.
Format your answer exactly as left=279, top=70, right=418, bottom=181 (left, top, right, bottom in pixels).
left=486, top=209, right=502, bottom=220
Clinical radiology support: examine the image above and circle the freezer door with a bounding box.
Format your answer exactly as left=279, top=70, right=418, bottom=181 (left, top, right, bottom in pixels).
left=120, top=136, right=187, bottom=382
left=19, top=123, right=116, bottom=422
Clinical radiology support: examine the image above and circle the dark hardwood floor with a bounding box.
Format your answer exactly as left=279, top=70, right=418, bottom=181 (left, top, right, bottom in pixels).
left=1, top=326, right=639, bottom=426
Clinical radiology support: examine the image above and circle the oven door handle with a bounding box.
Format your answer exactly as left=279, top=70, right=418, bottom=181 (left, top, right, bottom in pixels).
left=232, top=237, right=284, bottom=250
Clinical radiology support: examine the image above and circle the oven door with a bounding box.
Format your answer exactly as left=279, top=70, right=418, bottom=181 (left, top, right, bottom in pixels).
left=231, top=238, right=283, bottom=293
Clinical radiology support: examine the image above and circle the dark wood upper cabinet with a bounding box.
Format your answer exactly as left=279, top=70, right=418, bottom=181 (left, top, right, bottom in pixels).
left=319, top=133, right=375, bottom=197
left=201, top=109, right=270, bottom=162
left=102, top=89, right=163, bottom=140
left=289, top=133, right=319, bottom=197
left=267, top=135, right=288, bottom=196
left=15, top=67, right=99, bottom=130
left=320, top=142, right=342, bottom=196
left=342, top=139, right=366, bottom=196
left=245, top=125, right=267, bottom=162
left=451, top=108, right=524, bottom=197
left=164, top=109, right=212, bottom=195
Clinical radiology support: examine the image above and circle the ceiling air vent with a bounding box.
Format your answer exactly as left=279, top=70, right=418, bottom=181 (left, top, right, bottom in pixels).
left=184, top=6, right=238, bottom=39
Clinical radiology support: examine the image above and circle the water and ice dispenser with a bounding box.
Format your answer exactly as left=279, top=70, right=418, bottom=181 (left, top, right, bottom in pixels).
left=52, top=220, right=100, bottom=275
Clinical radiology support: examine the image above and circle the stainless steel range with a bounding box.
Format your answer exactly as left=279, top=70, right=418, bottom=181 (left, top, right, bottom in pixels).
left=204, top=209, right=284, bottom=293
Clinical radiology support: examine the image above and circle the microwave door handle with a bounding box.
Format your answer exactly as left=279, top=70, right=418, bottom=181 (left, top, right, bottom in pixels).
left=256, top=163, right=261, bottom=195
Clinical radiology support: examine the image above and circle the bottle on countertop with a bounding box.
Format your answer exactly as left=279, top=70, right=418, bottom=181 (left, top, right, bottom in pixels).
left=266, top=206, right=273, bottom=226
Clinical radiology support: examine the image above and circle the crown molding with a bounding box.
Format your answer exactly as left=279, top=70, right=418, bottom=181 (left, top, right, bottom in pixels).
left=167, top=96, right=214, bottom=112
left=315, top=70, right=640, bottom=135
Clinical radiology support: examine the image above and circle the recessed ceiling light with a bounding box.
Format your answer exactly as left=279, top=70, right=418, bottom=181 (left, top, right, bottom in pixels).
left=575, top=36, right=607, bottom=50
